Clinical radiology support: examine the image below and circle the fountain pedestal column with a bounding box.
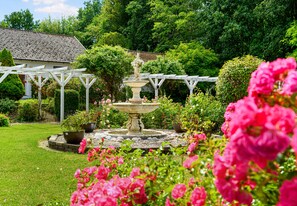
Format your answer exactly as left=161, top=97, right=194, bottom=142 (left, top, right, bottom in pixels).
left=126, top=113, right=144, bottom=135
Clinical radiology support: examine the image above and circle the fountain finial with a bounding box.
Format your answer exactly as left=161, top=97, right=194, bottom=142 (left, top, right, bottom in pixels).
left=131, top=53, right=144, bottom=80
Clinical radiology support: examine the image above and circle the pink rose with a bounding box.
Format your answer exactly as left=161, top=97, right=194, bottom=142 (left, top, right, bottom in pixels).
left=188, top=177, right=196, bottom=187
left=78, top=138, right=87, bottom=153
left=193, top=133, right=207, bottom=141
left=248, top=66, right=274, bottom=96
left=172, top=184, right=187, bottom=199
left=187, top=142, right=198, bottom=153
left=265, top=104, right=296, bottom=134
left=190, top=187, right=207, bottom=206
left=277, top=177, right=297, bottom=206
left=165, top=197, right=175, bottom=206
left=253, top=129, right=290, bottom=161
left=183, top=155, right=198, bottom=169
left=269, top=57, right=297, bottom=78
left=130, top=167, right=141, bottom=178
left=95, top=165, right=110, bottom=180
left=283, top=70, right=297, bottom=95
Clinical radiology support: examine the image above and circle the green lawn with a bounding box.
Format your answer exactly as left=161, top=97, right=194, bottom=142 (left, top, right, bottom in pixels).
left=0, top=123, right=91, bottom=206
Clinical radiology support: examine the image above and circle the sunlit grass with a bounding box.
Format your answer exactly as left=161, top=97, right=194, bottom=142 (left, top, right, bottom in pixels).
left=0, top=123, right=91, bottom=206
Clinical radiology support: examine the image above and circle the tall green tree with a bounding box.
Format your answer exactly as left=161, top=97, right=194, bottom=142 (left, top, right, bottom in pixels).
left=285, top=20, right=297, bottom=58
left=199, top=0, right=296, bottom=61
left=36, top=16, right=77, bottom=35
left=73, top=45, right=133, bottom=101
left=148, top=0, right=203, bottom=52
left=124, top=0, right=155, bottom=51
left=86, top=0, right=131, bottom=46
left=1, top=9, right=38, bottom=30
left=75, top=0, right=102, bottom=47
left=0, top=49, right=25, bottom=100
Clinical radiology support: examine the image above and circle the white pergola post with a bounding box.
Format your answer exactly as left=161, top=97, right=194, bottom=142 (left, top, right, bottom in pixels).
left=148, top=74, right=166, bottom=100
left=184, top=77, right=199, bottom=95
left=47, top=68, right=73, bottom=122
left=79, top=74, right=97, bottom=112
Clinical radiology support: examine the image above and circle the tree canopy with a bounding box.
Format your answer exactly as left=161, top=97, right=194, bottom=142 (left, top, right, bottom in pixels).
left=73, top=45, right=133, bottom=101
left=1, top=0, right=296, bottom=65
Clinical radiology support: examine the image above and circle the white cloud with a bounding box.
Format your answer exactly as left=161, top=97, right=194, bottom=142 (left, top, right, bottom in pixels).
left=33, top=0, right=65, bottom=5
left=35, top=2, right=78, bottom=17
left=22, top=0, right=30, bottom=2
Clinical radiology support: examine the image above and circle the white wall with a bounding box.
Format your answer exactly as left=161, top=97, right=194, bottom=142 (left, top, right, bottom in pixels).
left=15, top=60, right=71, bottom=98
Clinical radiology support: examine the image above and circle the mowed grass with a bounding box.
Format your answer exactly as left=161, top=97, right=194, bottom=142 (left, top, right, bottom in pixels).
left=0, top=123, right=91, bottom=206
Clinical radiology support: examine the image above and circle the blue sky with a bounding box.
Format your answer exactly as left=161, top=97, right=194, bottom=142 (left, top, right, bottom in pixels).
left=0, top=0, right=85, bottom=21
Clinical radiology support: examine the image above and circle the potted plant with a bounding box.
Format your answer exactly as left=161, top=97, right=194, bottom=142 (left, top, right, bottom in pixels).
left=171, top=103, right=187, bottom=133
left=61, top=112, right=85, bottom=144
left=80, top=110, right=98, bottom=133
left=172, top=113, right=186, bottom=133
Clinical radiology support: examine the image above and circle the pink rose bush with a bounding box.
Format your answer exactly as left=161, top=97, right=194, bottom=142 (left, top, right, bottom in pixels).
left=214, top=57, right=297, bottom=205
left=72, top=132, right=212, bottom=205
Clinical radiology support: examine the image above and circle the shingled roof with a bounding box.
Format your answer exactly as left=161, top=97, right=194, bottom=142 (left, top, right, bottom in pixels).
left=0, top=28, right=85, bottom=63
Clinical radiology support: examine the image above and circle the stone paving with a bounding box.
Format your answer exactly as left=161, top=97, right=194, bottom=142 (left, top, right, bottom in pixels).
left=48, top=129, right=187, bottom=153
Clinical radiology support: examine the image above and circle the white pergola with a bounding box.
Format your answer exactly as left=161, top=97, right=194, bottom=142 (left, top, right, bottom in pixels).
left=139, top=73, right=218, bottom=98
left=0, top=65, right=218, bottom=121
left=0, top=64, right=97, bottom=122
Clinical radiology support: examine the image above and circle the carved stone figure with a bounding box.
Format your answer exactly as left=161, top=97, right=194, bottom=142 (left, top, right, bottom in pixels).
left=131, top=53, right=144, bottom=80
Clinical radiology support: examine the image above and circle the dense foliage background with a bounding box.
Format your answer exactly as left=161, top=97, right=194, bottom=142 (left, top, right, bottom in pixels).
left=1, top=0, right=296, bottom=64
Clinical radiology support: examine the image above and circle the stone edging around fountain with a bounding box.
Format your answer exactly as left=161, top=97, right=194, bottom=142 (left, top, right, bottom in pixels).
left=48, top=129, right=187, bottom=153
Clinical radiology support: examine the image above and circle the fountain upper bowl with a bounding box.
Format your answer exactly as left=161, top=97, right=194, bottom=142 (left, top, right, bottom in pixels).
left=124, top=80, right=149, bottom=88
left=112, top=102, right=159, bottom=113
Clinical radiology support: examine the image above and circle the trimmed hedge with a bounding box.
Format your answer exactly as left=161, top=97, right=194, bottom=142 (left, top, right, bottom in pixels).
left=17, top=99, right=39, bottom=122
left=216, top=55, right=263, bottom=106
left=0, top=113, right=9, bottom=127
left=54, top=89, right=79, bottom=120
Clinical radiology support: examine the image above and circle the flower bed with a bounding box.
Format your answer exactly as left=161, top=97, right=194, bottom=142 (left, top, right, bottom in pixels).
left=70, top=58, right=297, bottom=205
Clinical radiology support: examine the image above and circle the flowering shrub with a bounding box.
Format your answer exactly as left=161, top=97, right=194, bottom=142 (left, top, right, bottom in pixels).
left=71, top=132, right=226, bottom=205
left=215, top=57, right=297, bottom=205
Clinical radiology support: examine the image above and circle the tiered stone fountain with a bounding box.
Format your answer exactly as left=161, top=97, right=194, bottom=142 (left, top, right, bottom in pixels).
left=47, top=54, right=186, bottom=152
left=111, top=53, right=166, bottom=138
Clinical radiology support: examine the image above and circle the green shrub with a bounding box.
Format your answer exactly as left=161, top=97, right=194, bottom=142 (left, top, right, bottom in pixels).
left=17, top=99, right=39, bottom=122
left=216, top=55, right=263, bottom=106
left=54, top=89, right=79, bottom=120
left=0, top=113, right=9, bottom=127
left=181, top=92, right=225, bottom=135
left=142, top=96, right=183, bottom=129
left=0, top=98, right=17, bottom=114
left=96, top=104, right=128, bottom=129
left=42, top=97, right=55, bottom=114
left=0, top=48, right=25, bottom=100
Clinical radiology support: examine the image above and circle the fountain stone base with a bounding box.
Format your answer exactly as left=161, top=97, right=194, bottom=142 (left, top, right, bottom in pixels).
left=108, top=129, right=167, bottom=139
